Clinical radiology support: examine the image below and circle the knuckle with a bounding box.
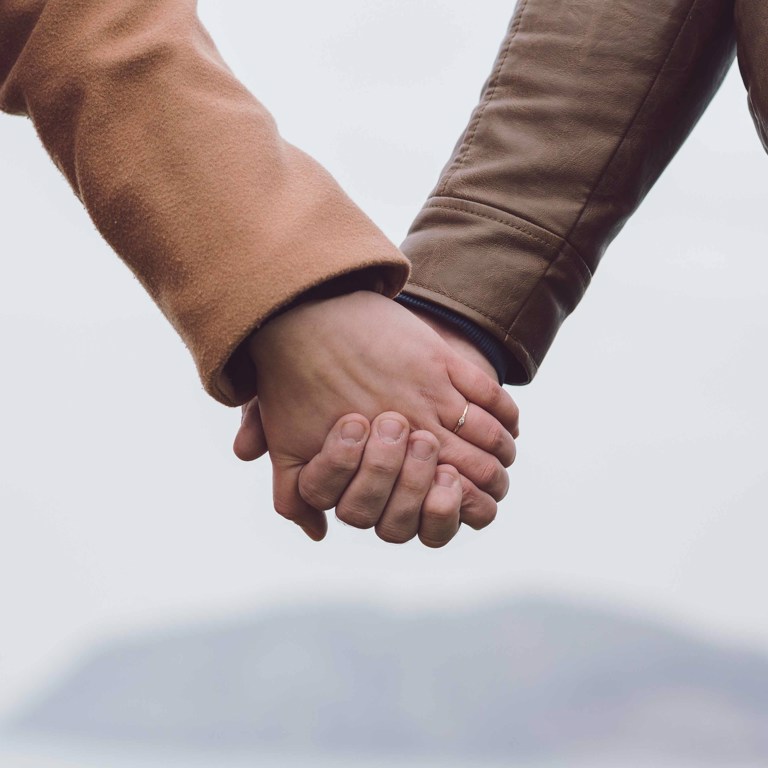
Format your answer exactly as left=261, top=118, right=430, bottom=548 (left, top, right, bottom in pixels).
left=298, top=477, right=335, bottom=511
left=336, top=496, right=381, bottom=529
left=383, top=502, right=421, bottom=531
left=423, top=500, right=458, bottom=526
left=365, top=456, right=402, bottom=478
left=397, top=473, right=430, bottom=496
left=327, top=451, right=361, bottom=475
left=376, top=522, right=417, bottom=545
left=485, top=379, right=502, bottom=407
left=418, top=531, right=452, bottom=549
left=473, top=456, right=508, bottom=497
left=470, top=372, right=498, bottom=408
left=463, top=502, right=498, bottom=530
left=336, top=508, right=376, bottom=529
left=487, top=423, right=508, bottom=457
left=475, top=460, right=504, bottom=493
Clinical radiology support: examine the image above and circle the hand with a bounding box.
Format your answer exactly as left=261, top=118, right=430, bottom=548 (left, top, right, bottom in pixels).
left=406, top=306, right=520, bottom=439
left=234, top=297, right=521, bottom=546
left=241, top=290, right=519, bottom=542
left=236, top=405, right=468, bottom=547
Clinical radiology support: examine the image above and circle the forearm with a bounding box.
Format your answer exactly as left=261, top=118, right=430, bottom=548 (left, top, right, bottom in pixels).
left=401, top=0, right=736, bottom=384
left=0, top=0, right=409, bottom=405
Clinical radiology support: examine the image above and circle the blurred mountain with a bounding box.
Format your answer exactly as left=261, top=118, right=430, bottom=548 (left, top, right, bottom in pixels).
left=9, top=598, right=768, bottom=763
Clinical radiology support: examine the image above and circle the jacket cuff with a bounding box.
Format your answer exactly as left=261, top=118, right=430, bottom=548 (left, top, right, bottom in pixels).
left=401, top=197, right=591, bottom=385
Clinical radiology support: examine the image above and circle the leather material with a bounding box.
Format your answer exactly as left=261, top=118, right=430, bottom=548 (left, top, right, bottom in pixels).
left=402, top=0, right=737, bottom=384
left=736, top=3, right=768, bottom=151
left=0, top=0, right=410, bottom=405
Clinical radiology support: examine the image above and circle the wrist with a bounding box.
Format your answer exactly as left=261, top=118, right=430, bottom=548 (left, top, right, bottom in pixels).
left=405, top=309, right=496, bottom=382
left=247, top=271, right=387, bottom=365
left=395, top=293, right=507, bottom=383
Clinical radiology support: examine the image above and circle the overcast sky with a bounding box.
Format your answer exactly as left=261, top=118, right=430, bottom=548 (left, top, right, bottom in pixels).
left=1, top=1, right=767, bottom=718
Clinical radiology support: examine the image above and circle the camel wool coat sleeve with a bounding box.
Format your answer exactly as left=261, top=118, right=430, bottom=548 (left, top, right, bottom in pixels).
left=0, top=0, right=410, bottom=406
left=401, top=0, right=739, bottom=385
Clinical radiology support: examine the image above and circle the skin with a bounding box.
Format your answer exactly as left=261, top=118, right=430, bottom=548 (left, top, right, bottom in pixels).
left=234, top=292, right=519, bottom=546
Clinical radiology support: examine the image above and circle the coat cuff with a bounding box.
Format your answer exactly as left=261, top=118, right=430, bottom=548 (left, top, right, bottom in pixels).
left=210, top=255, right=409, bottom=407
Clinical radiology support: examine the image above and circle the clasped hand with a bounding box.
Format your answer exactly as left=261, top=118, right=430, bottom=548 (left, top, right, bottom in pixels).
left=233, top=291, right=519, bottom=547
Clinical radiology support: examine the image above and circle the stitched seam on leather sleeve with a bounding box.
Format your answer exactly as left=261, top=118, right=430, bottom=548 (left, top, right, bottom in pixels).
left=503, top=0, right=701, bottom=339
left=425, top=199, right=592, bottom=278
left=406, top=199, right=591, bottom=363
left=435, top=0, right=529, bottom=196
left=429, top=203, right=555, bottom=251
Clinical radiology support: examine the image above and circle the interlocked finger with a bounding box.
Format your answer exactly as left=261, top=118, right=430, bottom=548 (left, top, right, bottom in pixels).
left=418, top=465, right=462, bottom=548
left=298, top=415, right=370, bottom=511
left=375, top=430, right=440, bottom=544
left=450, top=402, right=516, bottom=467
left=436, top=431, right=510, bottom=502
left=457, top=475, right=499, bottom=530
left=335, top=412, right=409, bottom=529
left=447, top=355, right=520, bottom=437
left=272, top=463, right=328, bottom=542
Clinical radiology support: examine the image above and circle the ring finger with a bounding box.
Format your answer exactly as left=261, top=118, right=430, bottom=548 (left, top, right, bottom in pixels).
left=448, top=402, right=516, bottom=467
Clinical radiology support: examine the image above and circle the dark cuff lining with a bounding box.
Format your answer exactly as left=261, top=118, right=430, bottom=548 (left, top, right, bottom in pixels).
left=395, top=292, right=509, bottom=384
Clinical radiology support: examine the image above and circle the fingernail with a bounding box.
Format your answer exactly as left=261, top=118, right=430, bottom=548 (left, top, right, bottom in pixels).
left=411, top=438, right=435, bottom=461
left=378, top=418, right=405, bottom=444
left=436, top=471, right=455, bottom=487
left=341, top=420, right=366, bottom=445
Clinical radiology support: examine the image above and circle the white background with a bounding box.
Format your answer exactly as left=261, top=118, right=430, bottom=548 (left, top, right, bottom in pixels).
left=1, top=0, right=766, bottom=718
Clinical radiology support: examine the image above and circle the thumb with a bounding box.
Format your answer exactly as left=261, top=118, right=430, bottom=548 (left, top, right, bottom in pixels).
left=272, top=462, right=328, bottom=542
left=233, top=398, right=268, bottom=461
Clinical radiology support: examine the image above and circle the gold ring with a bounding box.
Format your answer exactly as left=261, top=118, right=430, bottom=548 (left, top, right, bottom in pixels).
left=452, top=401, right=470, bottom=434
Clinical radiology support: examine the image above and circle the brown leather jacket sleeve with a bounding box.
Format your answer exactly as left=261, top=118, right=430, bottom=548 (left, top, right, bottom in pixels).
left=736, top=3, right=768, bottom=153
left=0, top=0, right=410, bottom=405
left=401, top=0, right=736, bottom=385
